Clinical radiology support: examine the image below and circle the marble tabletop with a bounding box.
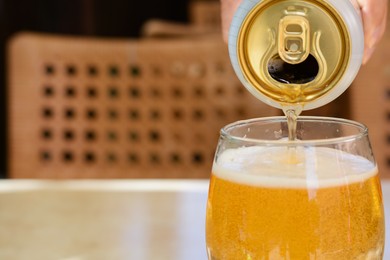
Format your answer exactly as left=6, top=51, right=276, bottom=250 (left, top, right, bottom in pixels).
left=0, top=179, right=389, bottom=260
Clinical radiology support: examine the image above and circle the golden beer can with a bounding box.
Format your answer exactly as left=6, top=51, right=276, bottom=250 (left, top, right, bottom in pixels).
left=229, top=0, right=364, bottom=111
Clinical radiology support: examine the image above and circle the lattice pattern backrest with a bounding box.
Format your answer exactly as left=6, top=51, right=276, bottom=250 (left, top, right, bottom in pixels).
left=8, top=33, right=279, bottom=179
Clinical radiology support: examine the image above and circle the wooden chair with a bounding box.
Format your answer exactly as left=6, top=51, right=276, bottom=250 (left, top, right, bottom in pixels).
left=7, top=32, right=279, bottom=179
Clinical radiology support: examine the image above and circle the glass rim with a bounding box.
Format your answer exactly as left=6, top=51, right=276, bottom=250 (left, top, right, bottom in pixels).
left=221, top=116, right=369, bottom=146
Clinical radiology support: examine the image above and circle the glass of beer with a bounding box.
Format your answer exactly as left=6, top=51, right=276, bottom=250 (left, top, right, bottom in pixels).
left=206, top=116, right=384, bottom=259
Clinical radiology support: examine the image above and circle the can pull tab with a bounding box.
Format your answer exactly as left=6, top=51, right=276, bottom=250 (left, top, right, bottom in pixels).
left=278, top=15, right=310, bottom=64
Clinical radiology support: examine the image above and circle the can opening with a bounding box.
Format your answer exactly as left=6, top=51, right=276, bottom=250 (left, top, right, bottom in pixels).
left=267, top=54, right=319, bottom=84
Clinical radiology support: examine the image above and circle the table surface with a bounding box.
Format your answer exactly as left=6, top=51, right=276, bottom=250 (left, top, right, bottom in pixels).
left=0, top=179, right=389, bottom=260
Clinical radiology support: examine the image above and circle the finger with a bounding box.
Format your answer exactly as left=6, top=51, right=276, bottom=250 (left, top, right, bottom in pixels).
left=220, top=0, right=242, bottom=42
left=356, top=0, right=388, bottom=63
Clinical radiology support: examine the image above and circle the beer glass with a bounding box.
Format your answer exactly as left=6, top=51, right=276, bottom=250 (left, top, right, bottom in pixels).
left=206, top=116, right=384, bottom=259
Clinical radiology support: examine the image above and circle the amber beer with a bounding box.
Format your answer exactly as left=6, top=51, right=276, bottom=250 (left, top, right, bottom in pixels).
left=206, top=146, right=384, bottom=259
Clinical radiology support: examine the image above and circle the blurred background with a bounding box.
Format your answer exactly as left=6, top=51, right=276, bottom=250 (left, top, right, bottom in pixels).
left=1, top=0, right=390, bottom=179
left=0, top=0, right=191, bottom=178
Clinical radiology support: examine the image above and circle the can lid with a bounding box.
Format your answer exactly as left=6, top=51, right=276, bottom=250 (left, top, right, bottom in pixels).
left=229, top=0, right=364, bottom=111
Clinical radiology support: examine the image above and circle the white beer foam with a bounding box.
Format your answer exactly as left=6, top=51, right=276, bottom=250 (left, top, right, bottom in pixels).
left=213, top=146, right=377, bottom=188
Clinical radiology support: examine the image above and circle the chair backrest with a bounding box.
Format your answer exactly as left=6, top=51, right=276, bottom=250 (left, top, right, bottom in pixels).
left=7, top=32, right=279, bottom=179
left=189, top=0, right=222, bottom=30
